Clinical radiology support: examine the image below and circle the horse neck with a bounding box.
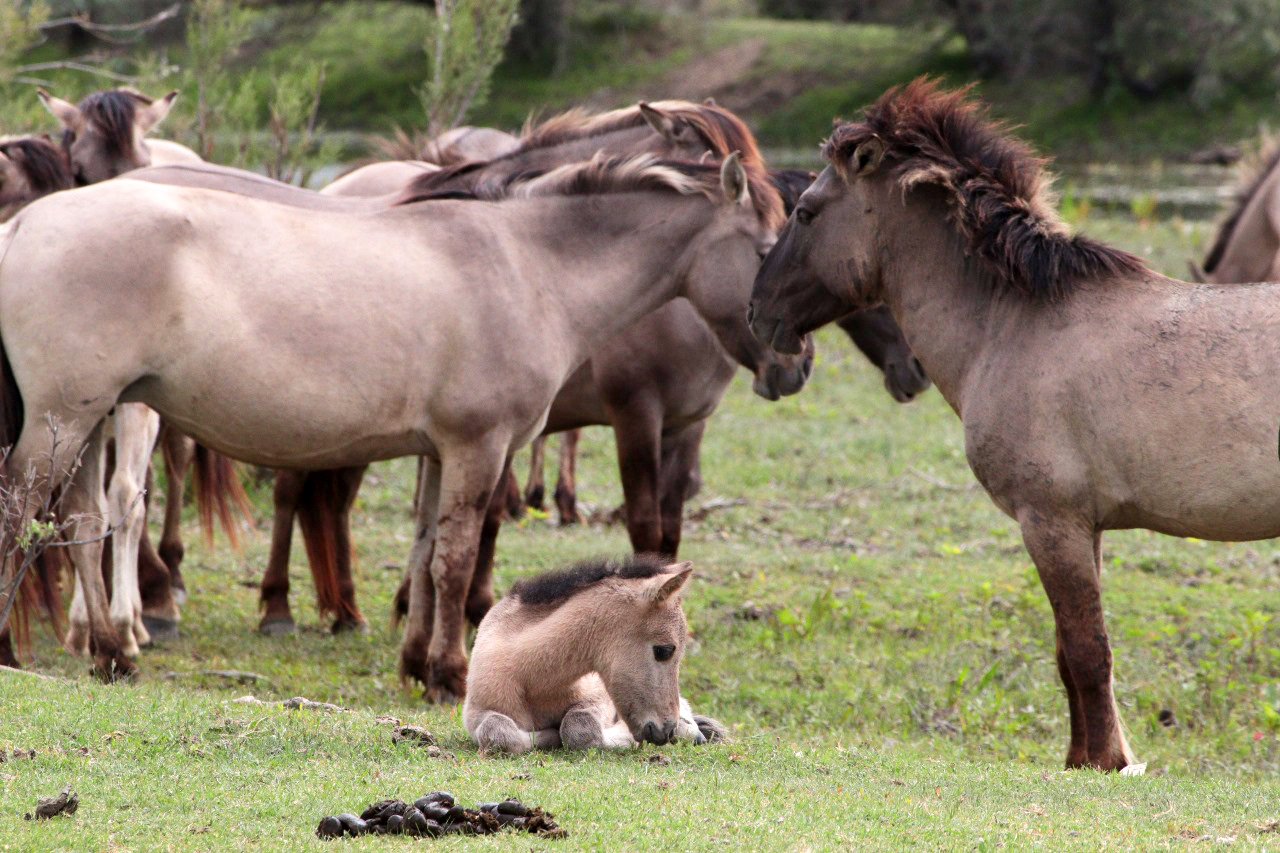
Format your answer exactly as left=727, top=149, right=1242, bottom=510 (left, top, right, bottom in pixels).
left=528, top=193, right=716, bottom=366
left=877, top=198, right=1025, bottom=416
left=513, top=594, right=617, bottom=690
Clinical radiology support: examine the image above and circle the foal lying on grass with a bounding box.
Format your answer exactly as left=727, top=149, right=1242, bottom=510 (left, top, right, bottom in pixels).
left=464, top=555, right=724, bottom=753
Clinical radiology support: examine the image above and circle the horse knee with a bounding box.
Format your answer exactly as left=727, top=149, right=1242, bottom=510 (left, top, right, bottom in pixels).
left=472, top=712, right=532, bottom=754
left=559, top=709, right=606, bottom=749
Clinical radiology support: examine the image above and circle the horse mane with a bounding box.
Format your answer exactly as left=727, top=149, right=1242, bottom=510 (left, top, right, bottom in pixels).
left=825, top=78, right=1144, bottom=299
left=76, top=89, right=151, bottom=157
left=510, top=553, right=669, bottom=607
left=404, top=100, right=767, bottom=197
left=1202, top=137, right=1280, bottom=274
left=401, top=153, right=785, bottom=230
left=0, top=136, right=74, bottom=194
left=770, top=168, right=816, bottom=216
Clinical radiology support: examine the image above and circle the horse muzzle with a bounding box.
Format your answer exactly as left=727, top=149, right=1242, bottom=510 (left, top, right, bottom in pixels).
left=639, top=720, right=676, bottom=746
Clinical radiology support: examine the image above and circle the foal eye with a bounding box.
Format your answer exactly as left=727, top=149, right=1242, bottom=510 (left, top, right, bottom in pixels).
left=795, top=208, right=814, bottom=225
left=653, top=644, right=675, bottom=662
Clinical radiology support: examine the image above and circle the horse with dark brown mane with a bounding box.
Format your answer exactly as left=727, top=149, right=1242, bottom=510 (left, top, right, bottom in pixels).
left=0, top=135, right=74, bottom=221
left=1193, top=140, right=1280, bottom=284
left=749, top=78, right=1280, bottom=771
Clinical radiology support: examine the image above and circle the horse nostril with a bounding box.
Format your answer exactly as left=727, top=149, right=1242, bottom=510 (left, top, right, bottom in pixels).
left=641, top=722, right=658, bottom=744
left=803, top=355, right=814, bottom=378
left=663, top=720, right=676, bottom=742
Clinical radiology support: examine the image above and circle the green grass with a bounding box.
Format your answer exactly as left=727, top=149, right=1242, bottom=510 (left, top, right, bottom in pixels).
left=6, top=209, right=1280, bottom=848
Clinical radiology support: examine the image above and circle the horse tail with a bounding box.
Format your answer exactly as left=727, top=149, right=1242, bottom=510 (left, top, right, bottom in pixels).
left=294, top=472, right=349, bottom=621
left=191, top=443, right=253, bottom=549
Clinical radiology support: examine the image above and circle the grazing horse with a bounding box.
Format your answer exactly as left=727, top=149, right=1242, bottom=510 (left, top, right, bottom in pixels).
left=0, top=153, right=782, bottom=696
left=1195, top=140, right=1280, bottom=284
left=465, top=555, right=724, bottom=752
left=747, top=78, right=1280, bottom=771
left=37, top=88, right=200, bottom=183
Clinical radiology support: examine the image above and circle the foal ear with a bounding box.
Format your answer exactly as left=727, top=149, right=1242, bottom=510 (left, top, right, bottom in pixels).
left=719, top=151, right=749, bottom=205
left=37, top=89, right=83, bottom=132
left=639, top=102, right=682, bottom=143
left=647, top=562, right=694, bottom=606
left=136, top=91, right=179, bottom=134
left=852, top=136, right=886, bottom=177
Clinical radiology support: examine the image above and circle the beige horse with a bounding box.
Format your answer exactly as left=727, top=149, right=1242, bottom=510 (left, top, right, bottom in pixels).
left=748, top=79, right=1280, bottom=771
left=1196, top=141, right=1280, bottom=283
left=320, top=160, right=440, bottom=197
left=465, top=555, right=723, bottom=752
left=37, top=87, right=200, bottom=183
left=0, top=153, right=780, bottom=693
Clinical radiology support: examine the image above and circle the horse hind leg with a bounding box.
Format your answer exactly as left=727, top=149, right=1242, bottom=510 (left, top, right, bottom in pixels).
left=553, top=429, right=582, bottom=525
left=157, top=423, right=194, bottom=603
left=522, top=436, right=546, bottom=511
left=259, top=469, right=304, bottom=635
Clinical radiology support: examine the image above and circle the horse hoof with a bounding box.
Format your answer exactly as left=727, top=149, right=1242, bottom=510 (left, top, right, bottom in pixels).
left=141, top=615, right=180, bottom=643
left=423, top=660, right=467, bottom=704
left=524, top=485, right=545, bottom=511
left=331, top=618, right=369, bottom=635
left=258, top=618, right=296, bottom=636
left=92, top=653, right=137, bottom=683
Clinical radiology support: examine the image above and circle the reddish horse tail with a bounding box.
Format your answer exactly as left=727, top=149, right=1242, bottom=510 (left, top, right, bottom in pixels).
left=178, top=443, right=254, bottom=549
left=294, top=470, right=363, bottom=626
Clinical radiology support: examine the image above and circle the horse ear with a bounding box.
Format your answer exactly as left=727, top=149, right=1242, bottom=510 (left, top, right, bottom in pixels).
left=37, top=89, right=83, bottom=132
left=852, top=136, right=886, bottom=176
left=648, top=562, right=693, bottom=606
left=1186, top=260, right=1207, bottom=283
left=639, top=102, right=681, bottom=143
left=136, top=91, right=179, bottom=134
left=719, top=151, right=749, bottom=205
left=703, top=96, right=718, bottom=107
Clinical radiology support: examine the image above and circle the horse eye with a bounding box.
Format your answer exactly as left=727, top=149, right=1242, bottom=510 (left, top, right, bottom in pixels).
left=653, top=644, right=675, bottom=662
left=796, top=208, right=814, bottom=225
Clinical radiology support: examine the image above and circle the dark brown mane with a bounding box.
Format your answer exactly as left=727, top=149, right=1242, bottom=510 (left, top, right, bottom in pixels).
left=399, top=153, right=786, bottom=230
left=1202, top=139, right=1280, bottom=274
left=403, top=100, right=767, bottom=199
left=825, top=78, right=1144, bottom=299
left=76, top=89, right=150, bottom=157
left=0, top=136, right=74, bottom=194
left=509, top=554, right=668, bottom=607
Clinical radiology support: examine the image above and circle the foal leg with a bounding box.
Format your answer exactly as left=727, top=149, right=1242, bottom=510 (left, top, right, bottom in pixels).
left=259, top=469, right=304, bottom=634
left=553, top=429, right=582, bottom=525
left=608, top=403, right=663, bottom=554
left=523, top=436, right=547, bottom=511
left=657, top=420, right=706, bottom=558
left=1019, top=509, right=1135, bottom=771
left=107, top=404, right=160, bottom=657
left=470, top=710, right=560, bottom=754
left=158, top=424, right=195, bottom=603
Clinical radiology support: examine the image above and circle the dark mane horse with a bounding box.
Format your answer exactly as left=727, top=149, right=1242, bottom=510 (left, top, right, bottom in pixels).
left=402, top=100, right=768, bottom=198
left=0, top=136, right=75, bottom=197
left=70, top=90, right=152, bottom=158
left=509, top=554, right=668, bottom=606
left=825, top=80, right=1142, bottom=299
left=1200, top=139, right=1280, bottom=276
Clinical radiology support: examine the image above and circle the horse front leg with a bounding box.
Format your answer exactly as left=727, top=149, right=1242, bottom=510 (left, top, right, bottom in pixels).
left=403, top=443, right=505, bottom=703
left=609, top=404, right=663, bottom=555
left=328, top=465, right=367, bottom=632
left=554, top=429, right=582, bottom=525
left=657, top=420, right=706, bottom=558
left=1019, top=509, right=1134, bottom=771
left=467, top=458, right=511, bottom=628
left=259, top=469, right=304, bottom=635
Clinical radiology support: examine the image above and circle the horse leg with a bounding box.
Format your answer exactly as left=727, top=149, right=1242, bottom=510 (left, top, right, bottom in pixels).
left=403, top=442, right=505, bottom=702
left=259, top=469, right=304, bottom=635
left=328, top=465, right=367, bottom=633
left=158, top=424, right=194, bottom=603
left=657, top=420, right=706, bottom=558
left=554, top=429, right=582, bottom=525
left=467, top=459, right=511, bottom=628
left=57, top=421, right=134, bottom=679
left=609, top=403, right=663, bottom=554
left=136, top=459, right=180, bottom=642
left=1019, top=510, right=1134, bottom=771
left=399, top=456, right=440, bottom=688
left=471, top=710, right=559, bottom=754
left=523, top=435, right=546, bottom=511
left=107, top=404, right=160, bottom=657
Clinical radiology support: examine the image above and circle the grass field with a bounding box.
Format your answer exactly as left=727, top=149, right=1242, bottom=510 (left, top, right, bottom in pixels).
left=6, top=210, right=1280, bottom=849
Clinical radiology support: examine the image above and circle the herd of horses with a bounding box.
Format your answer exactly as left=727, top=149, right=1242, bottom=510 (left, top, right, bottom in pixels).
left=0, top=75, right=1278, bottom=769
